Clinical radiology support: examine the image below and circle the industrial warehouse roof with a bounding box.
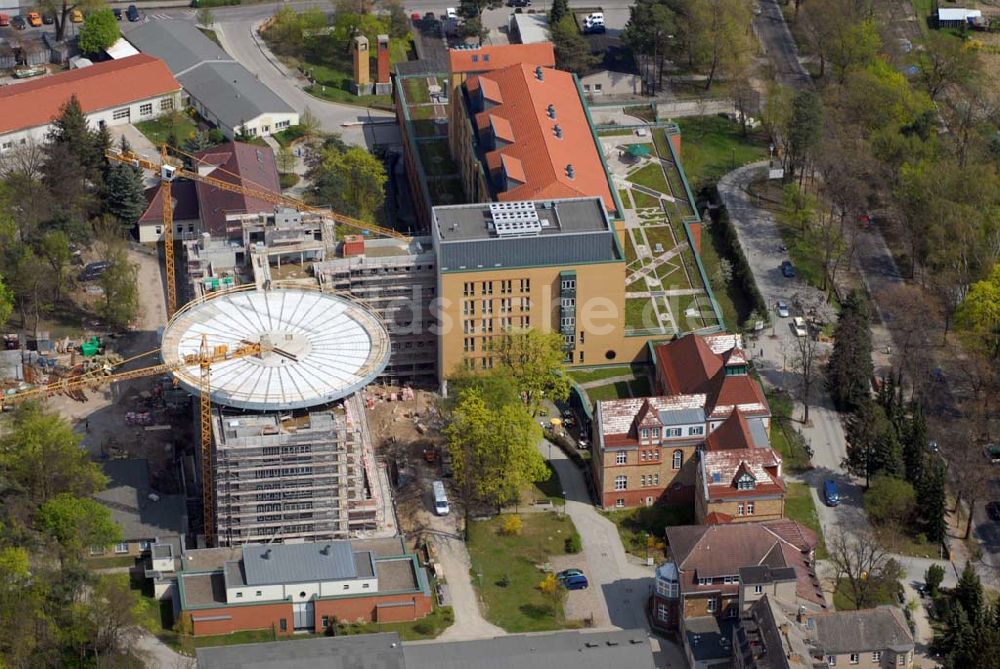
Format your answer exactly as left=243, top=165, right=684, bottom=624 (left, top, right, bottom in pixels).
left=239, top=542, right=374, bottom=585
left=126, top=21, right=294, bottom=129
left=195, top=629, right=655, bottom=669
left=95, top=458, right=187, bottom=542
left=0, top=54, right=180, bottom=136
left=465, top=62, right=616, bottom=214
left=160, top=288, right=390, bottom=410
left=432, top=197, right=622, bottom=271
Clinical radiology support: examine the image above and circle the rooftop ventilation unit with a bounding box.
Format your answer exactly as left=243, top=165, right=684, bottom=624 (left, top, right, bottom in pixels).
left=535, top=66, right=544, bottom=81
left=489, top=201, right=542, bottom=236
left=566, top=163, right=575, bottom=179
left=547, top=103, right=556, bottom=119
left=554, top=124, right=563, bottom=139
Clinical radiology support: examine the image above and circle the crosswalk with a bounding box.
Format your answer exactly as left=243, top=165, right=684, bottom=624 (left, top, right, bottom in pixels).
left=143, top=10, right=197, bottom=21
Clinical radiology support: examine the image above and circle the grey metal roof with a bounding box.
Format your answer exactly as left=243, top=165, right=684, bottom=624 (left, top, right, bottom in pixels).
left=125, top=20, right=294, bottom=128
left=180, top=60, right=295, bottom=128
left=739, top=565, right=797, bottom=585
left=403, top=629, right=655, bottom=669
left=658, top=406, right=706, bottom=426
left=434, top=197, right=611, bottom=243
left=126, top=20, right=232, bottom=75
left=811, top=607, right=913, bottom=655
left=94, top=459, right=187, bottom=542
left=241, top=542, right=364, bottom=586
left=748, top=418, right=770, bottom=447
left=196, top=633, right=406, bottom=669
left=438, top=233, right=620, bottom=271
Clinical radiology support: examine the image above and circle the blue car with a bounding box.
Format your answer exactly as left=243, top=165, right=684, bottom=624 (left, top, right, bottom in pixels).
left=781, top=260, right=796, bottom=278
left=562, top=574, right=589, bottom=590
left=823, top=480, right=840, bottom=507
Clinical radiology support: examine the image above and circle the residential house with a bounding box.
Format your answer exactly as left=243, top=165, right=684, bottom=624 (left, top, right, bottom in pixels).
left=734, top=595, right=914, bottom=669
left=654, top=520, right=826, bottom=667
left=0, top=54, right=181, bottom=152
left=126, top=21, right=298, bottom=139
left=137, top=140, right=281, bottom=243
left=92, top=458, right=187, bottom=559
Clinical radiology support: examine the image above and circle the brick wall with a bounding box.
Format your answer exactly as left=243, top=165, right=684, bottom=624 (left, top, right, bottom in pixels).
left=696, top=497, right=784, bottom=524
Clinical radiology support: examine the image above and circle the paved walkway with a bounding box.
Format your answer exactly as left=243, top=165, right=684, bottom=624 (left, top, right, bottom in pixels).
left=435, top=531, right=506, bottom=641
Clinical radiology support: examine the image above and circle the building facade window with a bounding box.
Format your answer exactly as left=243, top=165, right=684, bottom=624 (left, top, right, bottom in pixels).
left=561, top=278, right=576, bottom=290
left=616, top=452, right=627, bottom=465
left=652, top=473, right=659, bottom=485
left=723, top=576, right=739, bottom=584
left=114, top=542, right=129, bottom=554
left=139, top=103, right=153, bottom=116
left=698, top=577, right=712, bottom=586
left=689, top=426, right=704, bottom=436
left=464, top=338, right=475, bottom=352
left=872, top=652, right=882, bottom=663
left=657, top=603, right=669, bottom=620
left=464, top=282, right=473, bottom=296
left=672, top=450, right=683, bottom=469
left=614, top=475, right=627, bottom=491
left=827, top=657, right=836, bottom=666
left=615, top=498, right=624, bottom=508
left=754, top=585, right=763, bottom=594
left=897, top=655, right=905, bottom=666
left=737, top=503, right=744, bottom=516
left=737, top=474, right=756, bottom=490
left=113, top=108, right=130, bottom=120
left=747, top=502, right=755, bottom=515
left=850, top=655, right=859, bottom=665
left=519, top=278, right=530, bottom=292
left=706, top=598, right=718, bottom=613
left=641, top=475, right=647, bottom=487
left=160, top=97, right=174, bottom=111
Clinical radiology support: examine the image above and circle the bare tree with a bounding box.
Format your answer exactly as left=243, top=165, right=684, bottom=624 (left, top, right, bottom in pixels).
left=828, top=530, right=901, bottom=609
left=792, top=329, right=820, bottom=422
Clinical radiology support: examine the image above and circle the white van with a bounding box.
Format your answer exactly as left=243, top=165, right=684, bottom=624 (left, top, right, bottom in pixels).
left=792, top=316, right=807, bottom=338
left=432, top=480, right=450, bottom=516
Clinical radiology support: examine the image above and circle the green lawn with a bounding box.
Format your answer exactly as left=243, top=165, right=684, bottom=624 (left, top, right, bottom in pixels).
left=586, top=381, right=634, bottom=402
left=135, top=112, right=199, bottom=147
left=598, top=128, right=635, bottom=137
left=306, top=84, right=392, bottom=108
left=785, top=482, right=828, bottom=559
left=674, top=116, right=770, bottom=191
left=568, top=365, right=641, bottom=384
left=335, top=605, right=455, bottom=640
left=632, top=190, right=662, bottom=209
left=468, top=513, right=583, bottom=632
left=416, top=140, right=459, bottom=177
left=272, top=125, right=306, bottom=147
left=833, top=578, right=901, bottom=612
left=604, top=504, right=695, bottom=559
left=401, top=76, right=447, bottom=105
left=525, top=461, right=565, bottom=505
left=627, top=162, right=669, bottom=193
left=619, top=188, right=633, bottom=209
left=767, top=389, right=812, bottom=473
left=625, top=297, right=654, bottom=331
left=85, top=555, right=137, bottom=569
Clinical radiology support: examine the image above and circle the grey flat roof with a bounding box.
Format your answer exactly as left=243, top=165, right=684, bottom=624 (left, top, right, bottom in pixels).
left=241, top=542, right=367, bottom=586
left=659, top=406, right=707, bottom=426
left=94, top=459, right=187, bottom=542
left=126, top=20, right=294, bottom=127
left=196, top=633, right=405, bottom=669
left=739, top=565, right=797, bottom=585
left=404, top=629, right=655, bottom=669
left=686, top=616, right=736, bottom=663
left=434, top=198, right=621, bottom=272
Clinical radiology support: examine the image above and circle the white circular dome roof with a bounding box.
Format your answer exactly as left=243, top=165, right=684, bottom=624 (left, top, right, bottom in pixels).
left=161, top=289, right=390, bottom=410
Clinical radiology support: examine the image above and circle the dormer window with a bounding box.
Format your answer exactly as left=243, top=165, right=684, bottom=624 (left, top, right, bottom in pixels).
left=640, top=428, right=650, bottom=440
left=736, top=473, right=756, bottom=490
left=651, top=427, right=661, bottom=439
left=725, top=364, right=747, bottom=376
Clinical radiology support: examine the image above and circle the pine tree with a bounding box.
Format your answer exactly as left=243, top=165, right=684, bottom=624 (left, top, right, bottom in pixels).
left=872, top=419, right=904, bottom=479
left=844, top=399, right=883, bottom=487
left=940, top=603, right=971, bottom=666
left=106, top=163, right=147, bottom=228
left=549, top=0, right=569, bottom=24
left=903, top=404, right=927, bottom=487
left=955, top=562, right=983, bottom=622
left=826, top=290, right=874, bottom=411
left=921, top=458, right=947, bottom=543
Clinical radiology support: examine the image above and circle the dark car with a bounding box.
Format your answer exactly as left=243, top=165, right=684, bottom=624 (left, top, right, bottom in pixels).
left=823, top=479, right=840, bottom=507
left=79, top=260, right=110, bottom=281
left=556, top=569, right=584, bottom=581
left=562, top=574, right=589, bottom=590
left=987, top=501, right=1000, bottom=522
left=113, top=7, right=122, bottom=19
left=126, top=4, right=139, bottom=21
left=11, top=15, right=26, bottom=29
left=42, top=12, right=54, bottom=23
left=780, top=260, right=796, bottom=278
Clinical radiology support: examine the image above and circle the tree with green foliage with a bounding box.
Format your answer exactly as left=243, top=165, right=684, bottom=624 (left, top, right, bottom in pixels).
left=921, top=458, right=947, bottom=544
left=446, top=368, right=521, bottom=409
left=0, top=274, right=12, bottom=327
left=36, top=493, right=121, bottom=564
left=445, top=387, right=547, bottom=536
left=550, top=15, right=598, bottom=74
left=549, top=0, right=569, bottom=24
left=863, top=474, right=915, bottom=529
left=106, top=161, right=146, bottom=228
left=825, top=290, right=873, bottom=412
left=309, top=140, right=387, bottom=223
left=902, top=404, right=926, bottom=487
left=490, top=329, right=570, bottom=416
left=98, top=244, right=139, bottom=329
left=786, top=90, right=823, bottom=184
left=828, top=18, right=881, bottom=83
left=37, top=0, right=100, bottom=42
left=872, top=417, right=904, bottom=480
left=955, top=562, right=983, bottom=622
left=956, top=263, right=1000, bottom=360
left=78, top=8, right=119, bottom=55
left=925, top=564, right=945, bottom=597
left=0, top=403, right=107, bottom=509
left=38, top=230, right=71, bottom=304
left=622, top=0, right=677, bottom=90
left=843, top=399, right=885, bottom=487
left=917, top=32, right=982, bottom=102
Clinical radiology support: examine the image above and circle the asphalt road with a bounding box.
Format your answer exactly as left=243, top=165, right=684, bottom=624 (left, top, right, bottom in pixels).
left=752, top=0, right=811, bottom=89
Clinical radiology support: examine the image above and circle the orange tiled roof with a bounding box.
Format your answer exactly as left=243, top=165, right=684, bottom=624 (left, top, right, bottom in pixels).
left=490, top=114, right=515, bottom=143
left=449, top=43, right=555, bottom=74
left=468, top=63, right=616, bottom=214
left=701, top=447, right=784, bottom=501
left=0, top=54, right=180, bottom=135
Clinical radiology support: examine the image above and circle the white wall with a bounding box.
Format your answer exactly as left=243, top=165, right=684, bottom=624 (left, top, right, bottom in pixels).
left=188, top=96, right=299, bottom=139
left=0, top=90, right=182, bottom=154
left=138, top=217, right=201, bottom=244
left=226, top=576, right=379, bottom=603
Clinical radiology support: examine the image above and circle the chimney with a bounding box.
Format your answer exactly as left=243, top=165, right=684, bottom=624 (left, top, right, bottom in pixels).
left=535, top=66, right=544, bottom=81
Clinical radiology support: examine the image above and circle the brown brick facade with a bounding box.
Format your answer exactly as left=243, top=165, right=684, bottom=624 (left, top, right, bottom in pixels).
left=595, top=443, right=699, bottom=510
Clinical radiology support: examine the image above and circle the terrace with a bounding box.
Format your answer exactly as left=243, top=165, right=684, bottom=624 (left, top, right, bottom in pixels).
left=397, top=74, right=465, bottom=207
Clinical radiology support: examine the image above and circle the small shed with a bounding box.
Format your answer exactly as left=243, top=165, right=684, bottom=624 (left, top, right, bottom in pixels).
left=936, top=7, right=982, bottom=28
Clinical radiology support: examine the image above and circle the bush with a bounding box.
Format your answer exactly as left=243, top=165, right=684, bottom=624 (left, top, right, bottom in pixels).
left=412, top=621, right=433, bottom=635
left=208, top=128, right=226, bottom=144
left=863, top=475, right=916, bottom=527
left=925, top=564, right=945, bottom=597
left=500, top=514, right=523, bottom=536
left=191, top=0, right=241, bottom=7
left=703, top=186, right=768, bottom=324
left=279, top=173, right=301, bottom=189
left=565, top=532, right=582, bottom=554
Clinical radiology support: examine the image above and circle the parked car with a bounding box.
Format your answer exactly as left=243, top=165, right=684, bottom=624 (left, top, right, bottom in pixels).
left=985, top=443, right=1000, bottom=464
left=986, top=501, right=1000, bottom=522
left=556, top=569, right=584, bottom=581
left=926, top=440, right=939, bottom=453
left=27, top=11, right=41, bottom=26
left=780, top=260, right=796, bottom=278
left=792, top=316, right=808, bottom=338
left=823, top=479, right=840, bottom=507
left=445, top=7, right=458, bottom=19
left=11, top=15, right=26, bottom=29
left=42, top=12, right=54, bottom=23
left=562, top=573, right=589, bottom=590
left=113, top=7, right=123, bottom=19
left=70, top=8, right=83, bottom=22
left=78, top=260, right=110, bottom=281
left=776, top=301, right=790, bottom=318
left=0, top=13, right=9, bottom=26
left=127, top=4, right=140, bottom=21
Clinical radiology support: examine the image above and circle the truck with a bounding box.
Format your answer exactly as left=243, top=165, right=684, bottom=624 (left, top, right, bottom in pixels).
left=432, top=480, right=449, bottom=516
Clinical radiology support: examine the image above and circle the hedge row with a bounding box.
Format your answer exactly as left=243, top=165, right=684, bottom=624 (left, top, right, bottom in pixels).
left=703, top=185, right=768, bottom=321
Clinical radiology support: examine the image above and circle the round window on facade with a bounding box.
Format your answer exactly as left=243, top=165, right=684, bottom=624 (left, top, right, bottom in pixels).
left=605, top=350, right=617, bottom=360
left=300, top=591, right=307, bottom=598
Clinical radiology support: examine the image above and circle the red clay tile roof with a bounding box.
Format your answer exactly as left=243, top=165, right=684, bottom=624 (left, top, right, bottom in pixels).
left=139, top=180, right=199, bottom=225
left=191, top=141, right=280, bottom=238
left=0, top=54, right=180, bottom=135
left=467, top=63, right=616, bottom=214
left=490, top=114, right=515, bottom=143
left=655, top=334, right=768, bottom=419
left=501, top=154, right=526, bottom=183
left=479, top=76, right=503, bottom=103
left=705, top=411, right=756, bottom=451
left=701, top=447, right=784, bottom=501
left=449, top=43, right=555, bottom=74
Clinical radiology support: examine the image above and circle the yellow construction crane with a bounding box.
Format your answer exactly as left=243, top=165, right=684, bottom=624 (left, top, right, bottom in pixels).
left=106, top=145, right=409, bottom=316
left=1, top=335, right=268, bottom=548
